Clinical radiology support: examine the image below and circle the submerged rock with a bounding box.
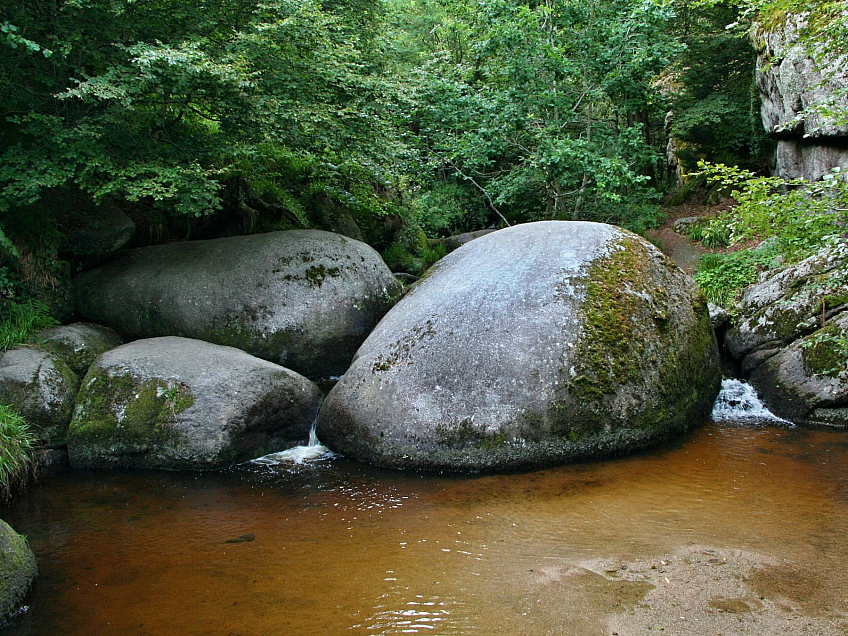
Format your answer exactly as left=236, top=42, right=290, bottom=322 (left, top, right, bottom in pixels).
left=317, top=221, right=721, bottom=471
left=67, top=337, right=323, bottom=469
left=29, top=322, right=123, bottom=377
left=0, top=347, right=79, bottom=443
left=0, top=519, right=37, bottom=622
left=73, top=230, right=402, bottom=380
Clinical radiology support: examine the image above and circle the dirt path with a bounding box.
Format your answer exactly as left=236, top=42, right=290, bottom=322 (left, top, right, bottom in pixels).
left=644, top=192, right=736, bottom=275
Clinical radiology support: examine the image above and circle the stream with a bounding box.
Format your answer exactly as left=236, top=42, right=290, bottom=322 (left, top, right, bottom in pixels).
left=2, top=381, right=848, bottom=635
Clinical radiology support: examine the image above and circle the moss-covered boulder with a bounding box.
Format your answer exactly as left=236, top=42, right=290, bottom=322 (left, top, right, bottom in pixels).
left=73, top=230, right=402, bottom=380
left=0, top=347, right=79, bottom=443
left=317, top=221, right=721, bottom=471
left=29, top=323, right=123, bottom=377
left=726, top=241, right=848, bottom=366
left=67, top=337, right=323, bottom=469
left=0, top=519, right=37, bottom=622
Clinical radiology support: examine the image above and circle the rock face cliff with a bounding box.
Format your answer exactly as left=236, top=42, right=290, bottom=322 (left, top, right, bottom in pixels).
left=754, top=16, right=848, bottom=181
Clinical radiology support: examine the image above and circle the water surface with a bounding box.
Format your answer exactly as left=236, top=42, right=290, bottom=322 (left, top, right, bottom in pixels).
left=3, top=420, right=848, bottom=635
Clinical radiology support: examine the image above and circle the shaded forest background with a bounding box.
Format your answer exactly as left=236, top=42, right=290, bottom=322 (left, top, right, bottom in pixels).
left=0, top=0, right=843, bottom=303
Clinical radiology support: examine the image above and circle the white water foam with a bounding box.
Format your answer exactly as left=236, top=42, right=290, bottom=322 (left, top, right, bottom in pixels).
left=249, top=423, right=334, bottom=466
left=711, top=378, right=793, bottom=426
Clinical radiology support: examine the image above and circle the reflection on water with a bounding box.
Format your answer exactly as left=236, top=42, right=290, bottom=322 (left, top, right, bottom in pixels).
left=2, top=421, right=848, bottom=635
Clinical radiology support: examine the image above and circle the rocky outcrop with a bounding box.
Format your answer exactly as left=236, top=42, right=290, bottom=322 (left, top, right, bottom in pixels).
left=73, top=230, right=402, bottom=380
left=443, top=229, right=498, bottom=252
left=0, top=347, right=79, bottom=443
left=67, top=337, right=323, bottom=469
left=754, top=16, right=848, bottom=180
left=0, top=519, right=37, bottom=622
left=29, top=323, right=123, bottom=377
left=317, top=221, right=721, bottom=471
left=725, top=240, right=848, bottom=426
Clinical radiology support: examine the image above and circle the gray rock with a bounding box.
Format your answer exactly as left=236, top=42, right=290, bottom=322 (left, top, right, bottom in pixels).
left=0, top=347, right=79, bottom=443
left=61, top=199, right=135, bottom=266
left=708, top=303, right=730, bottom=331
left=726, top=240, right=848, bottom=362
left=317, top=221, right=721, bottom=471
left=754, top=18, right=848, bottom=138
left=774, top=139, right=848, bottom=182
left=73, top=230, right=402, bottom=380
left=673, top=217, right=700, bottom=233
left=66, top=337, right=323, bottom=470
left=29, top=323, right=123, bottom=377
left=748, top=312, right=848, bottom=426
left=0, top=519, right=37, bottom=622
left=443, top=229, right=498, bottom=252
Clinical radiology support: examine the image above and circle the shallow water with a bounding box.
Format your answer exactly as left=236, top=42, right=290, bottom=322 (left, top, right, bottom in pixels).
left=3, top=420, right=848, bottom=635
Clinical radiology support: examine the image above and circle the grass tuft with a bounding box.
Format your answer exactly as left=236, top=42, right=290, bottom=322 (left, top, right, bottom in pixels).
left=0, top=402, right=36, bottom=502
left=0, top=299, right=59, bottom=352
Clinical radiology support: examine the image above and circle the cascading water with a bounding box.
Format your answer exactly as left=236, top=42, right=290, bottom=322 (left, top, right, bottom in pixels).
left=250, top=420, right=333, bottom=465
left=711, top=378, right=793, bottom=426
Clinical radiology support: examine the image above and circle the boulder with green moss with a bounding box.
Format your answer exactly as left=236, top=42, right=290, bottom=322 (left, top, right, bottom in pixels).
left=67, top=337, right=323, bottom=469
left=317, top=221, right=721, bottom=471
left=725, top=241, right=848, bottom=426
left=0, top=347, right=79, bottom=443
left=0, top=519, right=37, bottom=622
left=748, top=312, right=848, bottom=427
left=73, top=230, right=402, bottom=380
left=29, top=323, right=123, bottom=377
left=726, top=241, right=848, bottom=362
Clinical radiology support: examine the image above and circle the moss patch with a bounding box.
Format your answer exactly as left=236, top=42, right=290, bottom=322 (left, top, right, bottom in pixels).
left=68, top=368, right=192, bottom=457
left=0, top=519, right=37, bottom=621
left=801, top=324, right=848, bottom=378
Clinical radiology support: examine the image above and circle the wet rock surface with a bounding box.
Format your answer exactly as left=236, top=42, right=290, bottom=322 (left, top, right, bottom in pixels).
left=0, top=347, right=79, bottom=443
left=67, top=337, right=323, bottom=469
left=318, top=221, right=720, bottom=470
left=73, top=230, right=402, bottom=380
left=0, top=519, right=37, bottom=622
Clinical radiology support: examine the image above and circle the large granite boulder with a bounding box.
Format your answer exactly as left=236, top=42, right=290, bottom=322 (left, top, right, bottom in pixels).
left=0, top=347, right=79, bottom=443
left=73, top=230, right=402, bottom=380
left=317, top=221, right=721, bottom=471
left=29, top=323, right=123, bottom=377
left=726, top=240, right=848, bottom=426
left=67, top=337, right=323, bottom=469
left=0, top=519, right=37, bottom=622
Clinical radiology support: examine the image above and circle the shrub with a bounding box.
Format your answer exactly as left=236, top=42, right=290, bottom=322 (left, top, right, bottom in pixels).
left=0, top=403, right=36, bottom=502
left=0, top=299, right=59, bottom=351
left=694, top=247, right=778, bottom=310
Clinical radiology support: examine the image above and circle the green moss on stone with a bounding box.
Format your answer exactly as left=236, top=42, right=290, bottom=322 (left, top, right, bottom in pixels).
left=0, top=519, right=37, bottom=621
left=69, top=369, right=192, bottom=456
left=801, top=325, right=848, bottom=378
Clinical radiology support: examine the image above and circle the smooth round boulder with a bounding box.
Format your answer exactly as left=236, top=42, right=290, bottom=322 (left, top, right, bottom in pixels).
left=67, top=337, right=323, bottom=469
left=73, top=230, right=402, bottom=380
left=30, top=322, right=123, bottom=377
left=0, top=519, right=37, bottom=622
left=317, top=221, right=721, bottom=471
left=0, top=347, right=79, bottom=443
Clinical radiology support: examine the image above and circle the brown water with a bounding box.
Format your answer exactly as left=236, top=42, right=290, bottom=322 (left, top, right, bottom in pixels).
left=3, top=422, right=848, bottom=635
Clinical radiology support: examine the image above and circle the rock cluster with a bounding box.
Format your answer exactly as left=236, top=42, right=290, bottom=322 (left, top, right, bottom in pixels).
left=726, top=240, right=848, bottom=426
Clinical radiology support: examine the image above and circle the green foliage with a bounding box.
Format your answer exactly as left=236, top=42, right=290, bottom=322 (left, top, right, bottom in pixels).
left=406, top=0, right=681, bottom=226
left=412, top=181, right=489, bottom=237
left=668, top=0, right=768, bottom=169
left=800, top=326, right=848, bottom=378
left=688, top=219, right=731, bottom=247
left=694, top=246, right=778, bottom=308
left=0, top=402, right=36, bottom=502
left=697, top=161, right=848, bottom=260
left=0, top=300, right=59, bottom=352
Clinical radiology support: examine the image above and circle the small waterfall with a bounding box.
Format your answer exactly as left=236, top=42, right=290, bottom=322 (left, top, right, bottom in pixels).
left=711, top=379, right=793, bottom=426
left=250, top=420, right=333, bottom=466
